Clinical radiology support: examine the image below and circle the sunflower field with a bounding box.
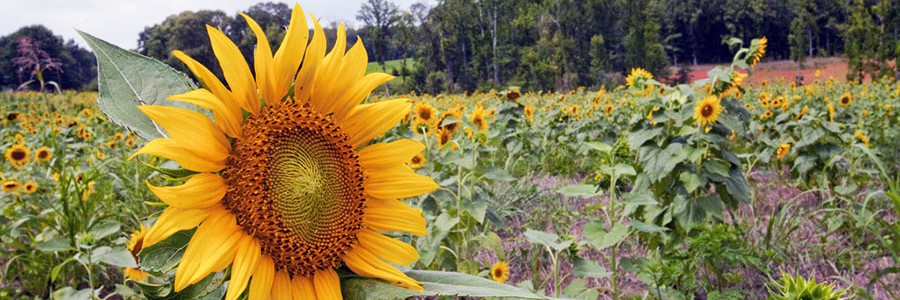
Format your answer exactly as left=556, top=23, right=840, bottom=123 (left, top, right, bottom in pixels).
left=2, top=4, right=900, bottom=300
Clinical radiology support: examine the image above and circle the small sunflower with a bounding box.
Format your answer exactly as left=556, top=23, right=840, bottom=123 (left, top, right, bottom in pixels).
left=6, top=112, right=20, bottom=122
left=776, top=143, right=791, bottom=160
left=125, top=224, right=151, bottom=281
left=838, top=92, right=852, bottom=107
left=130, top=4, right=437, bottom=299
left=2, top=180, right=21, bottom=193
left=409, top=153, right=426, bottom=169
left=23, top=180, right=38, bottom=194
left=470, top=106, right=489, bottom=131
left=490, top=261, right=509, bottom=283
left=748, top=37, right=767, bottom=67
left=796, top=105, right=809, bottom=120
left=854, top=130, right=870, bottom=148
left=414, top=101, right=437, bottom=125
left=603, top=103, right=615, bottom=116
left=625, top=68, right=653, bottom=89
left=523, top=105, right=534, bottom=122
left=5, top=144, right=31, bottom=169
left=827, top=102, right=836, bottom=121
left=694, top=96, right=723, bottom=126
left=438, top=108, right=464, bottom=135
left=35, top=146, right=52, bottom=162
left=505, top=88, right=521, bottom=101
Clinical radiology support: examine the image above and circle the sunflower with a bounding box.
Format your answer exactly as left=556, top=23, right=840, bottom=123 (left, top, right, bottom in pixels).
left=523, top=105, right=534, bottom=122
left=2, top=180, right=20, bottom=193
left=35, top=146, right=52, bottom=162
left=490, top=261, right=509, bottom=283
left=694, top=96, right=723, bottom=126
left=838, top=92, right=852, bottom=107
left=748, top=37, right=767, bottom=67
left=827, top=102, right=835, bottom=121
left=625, top=68, right=653, bottom=89
left=470, top=106, right=489, bottom=131
left=505, top=87, right=521, bottom=101
left=603, top=103, right=615, bottom=116
left=5, top=144, right=30, bottom=170
left=413, top=101, right=437, bottom=125
left=125, top=224, right=151, bottom=281
left=796, top=105, right=809, bottom=120
left=409, top=153, right=426, bottom=169
left=437, top=108, right=463, bottom=135
left=776, top=143, right=791, bottom=160
left=759, top=92, right=770, bottom=108
left=22, top=180, right=38, bottom=194
left=854, top=130, right=870, bottom=148
left=130, top=5, right=438, bottom=299
left=6, top=111, right=19, bottom=123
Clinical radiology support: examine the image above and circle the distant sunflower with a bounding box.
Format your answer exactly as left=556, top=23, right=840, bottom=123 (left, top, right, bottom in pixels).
left=409, top=153, right=426, bottom=169
left=35, top=146, right=52, bottom=162
left=438, top=108, right=464, bottom=135
left=125, top=224, right=151, bottom=281
left=625, top=68, right=653, bottom=89
left=796, top=105, right=809, bottom=120
left=776, top=143, right=791, bottom=160
left=23, top=180, right=38, bottom=194
left=5, top=144, right=30, bottom=169
left=827, top=102, right=836, bottom=121
left=414, top=101, right=437, bottom=125
left=838, top=92, right=852, bottom=107
left=604, top=103, right=615, bottom=116
left=748, top=37, right=767, bottom=67
left=523, top=105, right=534, bottom=122
left=130, top=4, right=438, bottom=299
left=694, top=96, right=723, bottom=126
left=6, top=112, right=20, bottom=122
left=854, top=130, right=870, bottom=148
left=470, top=106, right=489, bottom=131
left=490, top=261, right=509, bottom=283
left=505, top=88, right=521, bottom=101
left=2, top=180, right=20, bottom=193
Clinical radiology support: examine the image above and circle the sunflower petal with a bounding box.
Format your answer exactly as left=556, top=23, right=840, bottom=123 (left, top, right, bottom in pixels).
left=271, top=271, right=292, bottom=300
left=312, top=269, right=342, bottom=300
left=239, top=12, right=275, bottom=105
left=294, top=15, right=326, bottom=104
left=329, top=37, right=370, bottom=122
left=291, top=276, right=315, bottom=299
left=145, top=173, right=225, bottom=209
left=358, top=139, right=425, bottom=170
left=343, top=98, right=411, bottom=148
left=307, top=24, right=347, bottom=115
left=171, top=51, right=240, bottom=118
left=168, top=85, right=241, bottom=138
left=225, top=236, right=260, bottom=300
left=143, top=205, right=216, bottom=247
left=333, top=72, right=395, bottom=123
left=342, top=247, right=423, bottom=291
left=137, top=106, right=230, bottom=158
left=174, top=208, right=241, bottom=291
left=272, top=4, right=308, bottom=101
left=207, top=25, right=259, bottom=114
left=357, top=228, right=418, bottom=265
left=130, top=139, right=225, bottom=172
left=365, top=166, right=439, bottom=199
left=364, top=199, right=427, bottom=236
left=249, top=255, right=275, bottom=300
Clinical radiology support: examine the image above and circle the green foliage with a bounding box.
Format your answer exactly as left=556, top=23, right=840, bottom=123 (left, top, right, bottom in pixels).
left=767, top=272, right=849, bottom=300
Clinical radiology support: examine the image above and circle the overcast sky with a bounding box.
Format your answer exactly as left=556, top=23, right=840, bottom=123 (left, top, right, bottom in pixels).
left=1, top=0, right=429, bottom=50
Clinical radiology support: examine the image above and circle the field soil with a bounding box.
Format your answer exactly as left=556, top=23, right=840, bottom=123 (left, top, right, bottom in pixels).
left=684, top=57, right=850, bottom=86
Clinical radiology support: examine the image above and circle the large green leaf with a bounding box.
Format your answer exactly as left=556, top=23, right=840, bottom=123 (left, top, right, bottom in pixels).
left=342, top=270, right=550, bottom=299
left=78, top=31, right=196, bottom=141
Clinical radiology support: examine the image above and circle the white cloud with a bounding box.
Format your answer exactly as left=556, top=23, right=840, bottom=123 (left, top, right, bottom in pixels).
left=1, top=0, right=430, bottom=50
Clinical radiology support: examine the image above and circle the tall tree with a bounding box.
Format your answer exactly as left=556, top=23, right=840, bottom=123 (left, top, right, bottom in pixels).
left=357, top=0, right=401, bottom=69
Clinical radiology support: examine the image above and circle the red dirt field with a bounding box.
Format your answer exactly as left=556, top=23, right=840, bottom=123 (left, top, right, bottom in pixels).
left=684, top=57, right=851, bottom=87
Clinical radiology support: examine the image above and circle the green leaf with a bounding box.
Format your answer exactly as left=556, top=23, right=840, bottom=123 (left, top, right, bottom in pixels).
left=557, top=184, right=602, bottom=198
left=524, top=229, right=571, bottom=251
left=673, top=195, right=705, bottom=230
left=628, top=127, right=663, bottom=149
left=623, top=191, right=657, bottom=216
left=572, top=257, right=611, bottom=278
left=639, top=143, right=687, bottom=183
left=724, top=167, right=752, bottom=204
left=91, top=246, right=137, bottom=268
left=584, top=222, right=628, bottom=250
left=139, top=229, right=194, bottom=273
left=629, top=220, right=669, bottom=233
left=36, top=237, right=72, bottom=252
left=562, top=278, right=601, bottom=300
left=77, top=30, right=196, bottom=141
left=89, top=220, right=120, bottom=240
left=680, top=172, right=702, bottom=193
left=585, top=142, right=613, bottom=153
left=703, top=160, right=730, bottom=180
left=342, top=270, right=550, bottom=299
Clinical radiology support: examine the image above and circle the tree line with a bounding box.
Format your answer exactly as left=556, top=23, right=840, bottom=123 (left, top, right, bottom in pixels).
left=1, top=0, right=898, bottom=93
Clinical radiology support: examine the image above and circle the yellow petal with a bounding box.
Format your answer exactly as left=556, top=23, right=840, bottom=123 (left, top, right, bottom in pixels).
left=249, top=255, right=275, bottom=300
left=291, top=276, right=315, bottom=299
left=307, top=24, right=347, bottom=115
left=312, top=269, right=342, bottom=300
left=294, top=15, right=325, bottom=104
left=358, top=139, right=425, bottom=170
left=239, top=12, right=275, bottom=105
left=271, top=270, right=292, bottom=300
left=168, top=89, right=241, bottom=138
left=207, top=25, right=259, bottom=114
left=131, top=139, right=225, bottom=172
left=364, top=199, right=427, bottom=236
left=171, top=50, right=240, bottom=122
left=357, top=228, right=418, bottom=265
left=143, top=205, right=215, bottom=247
left=137, top=106, right=230, bottom=159
left=145, top=173, right=225, bottom=209
left=328, top=37, right=369, bottom=122
left=342, top=247, right=423, bottom=291
left=174, top=209, right=241, bottom=291
left=272, top=4, right=308, bottom=101
left=333, top=72, right=395, bottom=123
left=365, top=166, right=439, bottom=199
left=225, top=235, right=260, bottom=300
left=343, top=98, right=411, bottom=148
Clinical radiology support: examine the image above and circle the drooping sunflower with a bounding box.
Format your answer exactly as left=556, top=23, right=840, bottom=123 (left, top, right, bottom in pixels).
left=776, top=143, right=791, bottom=160
left=838, top=92, right=852, bottom=107
left=2, top=180, right=20, bottom=193
left=694, top=96, right=723, bottom=126
left=23, top=180, right=38, bottom=194
left=490, top=261, right=509, bottom=283
left=748, top=37, right=767, bottom=67
left=35, top=146, right=52, bottom=162
left=625, top=68, right=653, bottom=89
left=5, top=144, right=31, bottom=170
left=131, top=5, right=438, bottom=299
left=125, top=224, right=151, bottom=281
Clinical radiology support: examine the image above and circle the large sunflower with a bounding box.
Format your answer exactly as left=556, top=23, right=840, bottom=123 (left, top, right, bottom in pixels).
left=5, top=144, right=30, bottom=170
left=131, top=4, right=438, bottom=299
left=694, top=96, right=723, bottom=126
